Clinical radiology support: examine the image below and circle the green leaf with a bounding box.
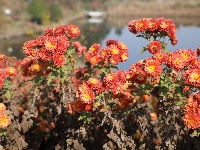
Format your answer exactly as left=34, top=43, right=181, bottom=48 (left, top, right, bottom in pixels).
left=5, top=91, right=11, bottom=101
left=140, top=46, right=148, bottom=54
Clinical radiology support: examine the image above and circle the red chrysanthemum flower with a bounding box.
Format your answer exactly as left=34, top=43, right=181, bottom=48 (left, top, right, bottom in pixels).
left=132, top=68, right=148, bottom=84
left=44, top=27, right=54, bottom=36
left=66, top=24, right=80, bottom=38
left=52, top=54, right=66, bottom=68
left=5, top=67, right=17, bottom=77
left=116, top=70, right=128, bottom=84
left=157, top=17, right=169, bottom=32
left=22, top=39, right=37, bottom=56
left=108, top=44, right=120, bottom=55
left=128, top=19, right=137, bottom=34
left=72, top=99, right=85, bottom=113
left=56, top=35, right=69, bottom=55
left=120, top=51, right=129, bottom=62
left=152, top=52, right=169, bottom=64
left=103, top=73, right=118, bottom=90
left=106, top=39, right=118, bottom=46
left=147, top=18, right=159, bottom=32
left=85, top=43, right=101, bottom=62
left=44, top=37, right=57, bottom=53
left=110, top=56, right=121, bottom=65
left=53, top=25, right=67, bottom=36
left=135, top=18, right=148, bottom=33
left=90, top=55, right=102, bottom=66
left=188, top=59, right=200, bottom=69
left=177, top=49, right=197, bottom=64
left=148, top=40, right=162, bottom=54
left=144, top=59, right=162, bottom=77
left=117, top=42, right=128, bottom=51
left=78, top=83, right=91, bottom=93
left=39, top=48, right=51, bottom=61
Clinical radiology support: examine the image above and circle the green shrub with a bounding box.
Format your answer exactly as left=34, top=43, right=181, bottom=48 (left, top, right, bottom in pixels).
left=49, top=4, right=63, bottom=22
left=27, top=0, right=49, bottom=24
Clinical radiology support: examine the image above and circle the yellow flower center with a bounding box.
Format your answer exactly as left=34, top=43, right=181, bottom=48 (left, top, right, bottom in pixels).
left=111, top=48, right=118, bottom=54
left=175, top=59, right=181, bottom=65
left=149, top=65, right=155, bottom=71
left=33, top=64, right=41, bottom=71
left=90, top=79, right=97, bottom=85
left=193, top=73, right=199, bottom=80
left=160, top=22, right=168, bottom=28
left=83, top=93, right=90, bottom=100
left=45, top=42, right=55, bottom=49
left=72, top=28, right=77, bottom=34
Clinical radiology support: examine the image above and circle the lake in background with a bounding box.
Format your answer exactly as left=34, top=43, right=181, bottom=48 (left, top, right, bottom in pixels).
left=0, top=17, right=200, bottom=70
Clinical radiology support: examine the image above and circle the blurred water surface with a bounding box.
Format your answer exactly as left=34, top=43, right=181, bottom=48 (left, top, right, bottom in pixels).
left=0, top=17, right=200, bottom=70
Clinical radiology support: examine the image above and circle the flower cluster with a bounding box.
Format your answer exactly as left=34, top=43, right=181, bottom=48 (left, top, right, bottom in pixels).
left=85, top=40, right=128, bottom=66
left=0, top=103, right=11, bottom=128
left=128, top=17, right=178, bottom=45
left=21, top=25, right=85, bottom=76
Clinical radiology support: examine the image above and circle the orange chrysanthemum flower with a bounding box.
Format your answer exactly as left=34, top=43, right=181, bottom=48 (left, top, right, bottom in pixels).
left=86, top=78, right=104, bottom=94
left=183, top=112, right=200, bottom=129
left=66, top=24, right=80, bottom=38
left=5, top=67, right=17, bottom=77
left=52, top=54, right=66, bottom=68
left=183, top=69, right=200, bottom=87
left=167, top=52, right=186, bottom=71
left=148, top=40, right=162, bottom=54
left=0, top=114, right=11, bottom=128
left=144, top=59, right=162, bottom=77
left=79, top=89, right=95, bottom=104
left=85, top=43, right=101, bottom=62
left=29, top=63, right=42, bottom=74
